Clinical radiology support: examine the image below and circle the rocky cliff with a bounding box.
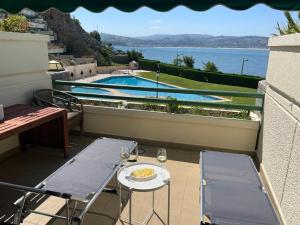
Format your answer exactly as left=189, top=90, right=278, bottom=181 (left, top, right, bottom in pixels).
left=42, top=8, right=111, bottom=65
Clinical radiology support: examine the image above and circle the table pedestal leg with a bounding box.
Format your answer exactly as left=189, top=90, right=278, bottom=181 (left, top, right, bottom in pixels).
left=119, top=184, right=122, bottom=218
left=168, top=182, right=170, bottom=225
left=152, top=191, right=155, bottom=211
left=129, top=188, right=132, bottom=225
left=118, top=177, right=170, bottom=225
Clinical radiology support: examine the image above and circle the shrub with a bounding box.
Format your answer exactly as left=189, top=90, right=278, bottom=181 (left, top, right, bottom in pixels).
left=183, top=56, right=195, bottom=68
left=203, top=61, right=219, bottom=72
left=139, top=59, right=263, bottom=88
left=127, top=50, right=144, bottom=61
left=90, top=30, right=101, bottom=42
left=138, top=59, right=160, bottom=71
left=0, top=15, right=28, bottom=33
left=166, top=97, right=179, bottom=113
left=173, top=57, right=184, bottom=67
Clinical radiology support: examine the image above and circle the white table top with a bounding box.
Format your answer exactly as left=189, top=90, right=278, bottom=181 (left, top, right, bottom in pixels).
left=117, top=162, right=170, bottom=191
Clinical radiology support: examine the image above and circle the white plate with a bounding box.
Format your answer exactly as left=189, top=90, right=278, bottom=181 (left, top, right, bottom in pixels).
left=118, top=162, right=170, bottom=191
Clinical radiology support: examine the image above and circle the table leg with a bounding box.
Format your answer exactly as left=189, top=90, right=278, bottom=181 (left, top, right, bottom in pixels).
left=17, top=112, right=69, bottom=158
left=19, top=133, right=28, bottom=152
left=119, top=183, right=122, bottom=218
left=62, top=111, right=69, bottom=158
left=168, top=182, right=170, bottom=225
left=129, top=189, right=132, bottom=225
left=152, top=191, right=155, bottom=212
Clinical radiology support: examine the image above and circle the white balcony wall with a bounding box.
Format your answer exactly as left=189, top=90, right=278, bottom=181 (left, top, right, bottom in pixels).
left=257, top=33, right=300, bottom=225
left=0, top=32, right=51, bottom=159
left=82, top=105, right=259, bottom=153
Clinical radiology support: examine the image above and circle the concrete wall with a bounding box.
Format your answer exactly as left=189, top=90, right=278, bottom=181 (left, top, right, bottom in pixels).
left=0, top=32, right=51, bottom=158
left=258, top=33, right=300, bottom=225
left=96, top=65, right=129, bottom=74
left=65, top=63, right=96, bottom=80
left=82, top=105, right=259, bottom=153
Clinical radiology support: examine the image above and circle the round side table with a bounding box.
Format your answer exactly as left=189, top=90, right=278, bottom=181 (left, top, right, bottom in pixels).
left=117, top=162, right=170, bottom=225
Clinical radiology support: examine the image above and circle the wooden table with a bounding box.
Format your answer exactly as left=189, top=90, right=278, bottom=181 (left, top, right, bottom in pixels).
left=0, top=104, right=69, bottom=158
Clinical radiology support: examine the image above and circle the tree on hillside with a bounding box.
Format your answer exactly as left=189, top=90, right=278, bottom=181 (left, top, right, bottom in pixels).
left=276, top=11, right=300, bottom=35
left=203, top=61, right=219, bottom=72
left=71, top=16, right=81, bottom=26
left=127, top=50, right=143, bottom=61
left=90, top=30, right=101, bottom=43
left=183, top=56, right=195, bottom=68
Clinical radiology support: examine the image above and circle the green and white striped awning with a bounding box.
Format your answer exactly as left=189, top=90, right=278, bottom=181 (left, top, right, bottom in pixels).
left=0, top=0, right=300, bottom=13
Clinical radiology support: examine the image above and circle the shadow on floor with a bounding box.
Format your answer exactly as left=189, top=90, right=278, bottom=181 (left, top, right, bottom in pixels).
left=0, top=135, right=200, bottom=225
left=0, top=135, right=95, bottom=221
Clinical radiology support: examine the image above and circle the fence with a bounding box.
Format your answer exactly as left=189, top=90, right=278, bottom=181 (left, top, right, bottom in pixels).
left=52, top=80, right=264, bottom=111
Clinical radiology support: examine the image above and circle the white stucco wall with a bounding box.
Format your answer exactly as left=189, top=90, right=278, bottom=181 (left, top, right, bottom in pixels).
left=65, top=63, right=97, bottom=80
left=258, top=33, right=300, bottom=225
left=82, top=105, right=259, bottom=152
left=0, top=32, right=51, bottom=158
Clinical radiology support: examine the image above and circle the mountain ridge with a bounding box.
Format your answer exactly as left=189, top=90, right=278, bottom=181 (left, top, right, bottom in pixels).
left=101, top=33, right=268, bottom=49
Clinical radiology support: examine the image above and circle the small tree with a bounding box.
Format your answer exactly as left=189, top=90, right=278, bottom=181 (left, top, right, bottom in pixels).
left=183, top=56, right=195, bottom=68
left=71, top=16, right=81, bottom=25
left=203, top=61, right=219, bottom=72
left=173, top=57, right=184, bottom=67
left=0, top=15, right=28, bottom=33
left=127, top=50, right=143, bottom=61
left=90, top=30, right=101, bottom=42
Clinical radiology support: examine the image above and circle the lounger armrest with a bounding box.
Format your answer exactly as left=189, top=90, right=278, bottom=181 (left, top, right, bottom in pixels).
left=0, top=181, right=72, bottom=200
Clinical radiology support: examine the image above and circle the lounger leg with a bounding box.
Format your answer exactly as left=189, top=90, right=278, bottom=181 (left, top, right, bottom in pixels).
left=66, top=199, right=71, bottom=225
left=14, top=191, right=27, bottom=225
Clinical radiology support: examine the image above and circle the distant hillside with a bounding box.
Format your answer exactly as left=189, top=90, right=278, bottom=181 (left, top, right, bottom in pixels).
left=101, top=33, right=268, bottom=49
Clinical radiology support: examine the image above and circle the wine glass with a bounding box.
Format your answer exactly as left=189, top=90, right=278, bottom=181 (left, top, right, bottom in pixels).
left=120, top=146, right=130, bottom=165
left=157, top=148, right=167, bottom=167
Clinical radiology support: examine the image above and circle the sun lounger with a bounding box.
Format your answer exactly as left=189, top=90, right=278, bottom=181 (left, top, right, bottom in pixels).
left=200, top=150, right=280, bottom=225
left=0, top=137, right=138, bottom=225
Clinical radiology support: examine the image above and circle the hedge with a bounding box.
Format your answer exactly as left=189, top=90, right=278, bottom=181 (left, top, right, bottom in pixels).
left=138, top=58, right=160, bottom=71
left=111, top=55, right=129, bottom=64
left=138, top=59, right=263, bottom=88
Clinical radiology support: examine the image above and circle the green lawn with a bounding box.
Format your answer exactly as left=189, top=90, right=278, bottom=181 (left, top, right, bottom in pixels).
left=138, top=72, right=257, bottom=105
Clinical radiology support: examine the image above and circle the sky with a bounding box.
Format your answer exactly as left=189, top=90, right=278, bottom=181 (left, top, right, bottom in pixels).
left=71, top=4, right=292, bottom=37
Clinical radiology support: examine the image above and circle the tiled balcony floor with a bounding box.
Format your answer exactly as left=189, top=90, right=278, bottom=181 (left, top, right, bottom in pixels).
left=0, top=135, right=200, bottom=225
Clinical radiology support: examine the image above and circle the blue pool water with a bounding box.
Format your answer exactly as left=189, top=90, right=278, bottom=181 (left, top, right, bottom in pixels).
left=72, top=86, right=110, bottom=95
left=73, top=76, right=221, bottom=101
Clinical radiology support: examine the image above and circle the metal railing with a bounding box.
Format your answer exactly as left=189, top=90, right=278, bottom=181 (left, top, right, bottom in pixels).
left=52, top=80, right=264, bottom=111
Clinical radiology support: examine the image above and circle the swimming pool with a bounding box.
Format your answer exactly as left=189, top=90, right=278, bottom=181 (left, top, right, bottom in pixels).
left=72, top=86, right=110, bottom=95
left=73, top=75, right=222, bottom=101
